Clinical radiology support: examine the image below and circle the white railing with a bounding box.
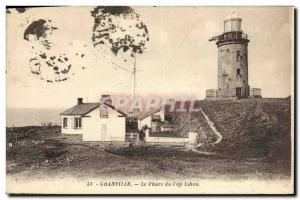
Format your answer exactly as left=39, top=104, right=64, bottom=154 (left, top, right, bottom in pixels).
left=144, top=130, right=197, bottom=146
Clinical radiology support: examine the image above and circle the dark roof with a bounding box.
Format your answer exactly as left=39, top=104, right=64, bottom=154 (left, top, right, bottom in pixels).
left=164, top=100, right=201, bottom=113
left=136, top=101, right=201, bottom=120
left=104, top=103, right=127, bottom=116
left=60, top=102, right=127, bottom=116
left=137, top=107, right=162, bottom=120
left=60, top=103, right=100, bottom=116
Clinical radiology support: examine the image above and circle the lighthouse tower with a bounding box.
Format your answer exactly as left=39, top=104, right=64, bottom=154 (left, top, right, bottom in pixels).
left=207, top=14, right=251, bottom=98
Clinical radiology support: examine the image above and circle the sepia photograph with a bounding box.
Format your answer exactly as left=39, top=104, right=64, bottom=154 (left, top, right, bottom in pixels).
left=6, top=6, right=294, bottom=195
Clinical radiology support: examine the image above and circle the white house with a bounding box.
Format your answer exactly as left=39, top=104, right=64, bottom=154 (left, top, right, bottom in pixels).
left=137, top=107, right=165, bottom=132
left=60, top=96, right=127, bottom=142
left=137, top=106, right=196, bottom=145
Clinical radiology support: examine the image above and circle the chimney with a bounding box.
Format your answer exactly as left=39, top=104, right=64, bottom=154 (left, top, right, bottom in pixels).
left=100, top=95, right=112, bottom=105
left=77, top=98, right=83, bottom=105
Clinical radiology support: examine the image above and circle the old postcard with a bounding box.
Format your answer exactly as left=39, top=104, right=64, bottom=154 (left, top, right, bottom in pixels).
left=6, top=6, right=294, bottom=194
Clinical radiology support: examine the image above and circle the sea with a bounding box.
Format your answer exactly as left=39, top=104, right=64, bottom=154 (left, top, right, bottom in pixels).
left=6, top=108, right=66, bottom=127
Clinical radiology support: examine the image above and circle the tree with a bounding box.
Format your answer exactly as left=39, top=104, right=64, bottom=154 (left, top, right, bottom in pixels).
left=91, top=6, right=149, bottom=58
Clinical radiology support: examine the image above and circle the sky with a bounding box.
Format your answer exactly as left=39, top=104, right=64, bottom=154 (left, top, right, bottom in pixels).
left=6, top=6, right=293, bottom=108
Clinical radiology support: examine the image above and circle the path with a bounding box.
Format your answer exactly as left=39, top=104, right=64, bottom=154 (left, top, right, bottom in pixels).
left=199, top=108, right=222, bottom=144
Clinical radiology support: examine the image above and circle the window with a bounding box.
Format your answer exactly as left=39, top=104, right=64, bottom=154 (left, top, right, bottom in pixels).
left=236, top=50, right=240, bottom=61
left=152, top=114, right=161, bottom=122
left=236, top=87, right=242, bottom=97
left=226, top=49, right=229, bottom=53
left=100, top=107, right=108, bottom=118
left=156, top=125, right=161, bottom=132
left=165, top=114, right=173, bottom=122
left=228, top=33, right=232, bottom=39
left=237, top=69, right=241, bottom=76
left=75, top=117, right=82, bottom=128
left=151, top=122, right=161, bottom=133
left=63, top=117, right=68, bottom=128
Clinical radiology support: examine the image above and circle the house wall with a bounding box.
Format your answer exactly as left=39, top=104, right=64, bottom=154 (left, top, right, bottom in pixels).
left=138, top=110, right=165, bottom=130
left=61, top=115, right=84, bottom=135
left=61, top=105, right=126, bottom=142
left=81, top=105, right=126, bottom=142
left=138, top=117, right=151, bottom=130
left=250, top=88, right=262, bottom=97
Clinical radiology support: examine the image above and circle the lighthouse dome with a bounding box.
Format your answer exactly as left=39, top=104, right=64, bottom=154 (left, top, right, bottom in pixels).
left=224, top=12, right=242, bottom=32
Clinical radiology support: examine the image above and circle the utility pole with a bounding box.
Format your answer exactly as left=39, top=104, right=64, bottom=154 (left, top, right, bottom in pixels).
left=133, top=54, right=136, bottom=119
left=112, top=53, right=141, bottom=120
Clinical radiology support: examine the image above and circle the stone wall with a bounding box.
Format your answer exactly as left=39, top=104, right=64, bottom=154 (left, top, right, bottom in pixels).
left=218, top=43, right=249, bottom=98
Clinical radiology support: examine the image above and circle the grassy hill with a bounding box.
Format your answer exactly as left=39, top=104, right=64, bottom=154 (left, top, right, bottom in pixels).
left=200, top=98, right=291, bottom=161
left=7, top=127, right=291, bottom=180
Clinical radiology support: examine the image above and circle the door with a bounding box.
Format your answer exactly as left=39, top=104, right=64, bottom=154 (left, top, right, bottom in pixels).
left=101, top=124, right=107, bottom=141
left=236, top=87, right=242, bottom=98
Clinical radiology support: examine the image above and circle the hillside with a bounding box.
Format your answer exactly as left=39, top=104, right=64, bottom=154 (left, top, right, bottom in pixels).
left=7, top=127, right=291, bottom=181
left=200, top=98, right=291, bottom=161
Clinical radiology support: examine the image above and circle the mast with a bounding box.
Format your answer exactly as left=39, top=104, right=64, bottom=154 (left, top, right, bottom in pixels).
left=133, top=54, right=136, bottom=118
left=112, top=53, right=138, bottom=119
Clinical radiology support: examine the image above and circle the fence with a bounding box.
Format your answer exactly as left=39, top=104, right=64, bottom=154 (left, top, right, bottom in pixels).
left=125, top=132, right=139, bottom=143
left=144, top=130, right=197, bottom=146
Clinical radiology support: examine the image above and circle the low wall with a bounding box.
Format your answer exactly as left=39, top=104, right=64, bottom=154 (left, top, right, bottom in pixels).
left=145, top=131, right=197, bottom=146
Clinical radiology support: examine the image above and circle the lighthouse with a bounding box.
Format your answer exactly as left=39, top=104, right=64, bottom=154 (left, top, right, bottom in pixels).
left=206, top=14, right=261, bottom=99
